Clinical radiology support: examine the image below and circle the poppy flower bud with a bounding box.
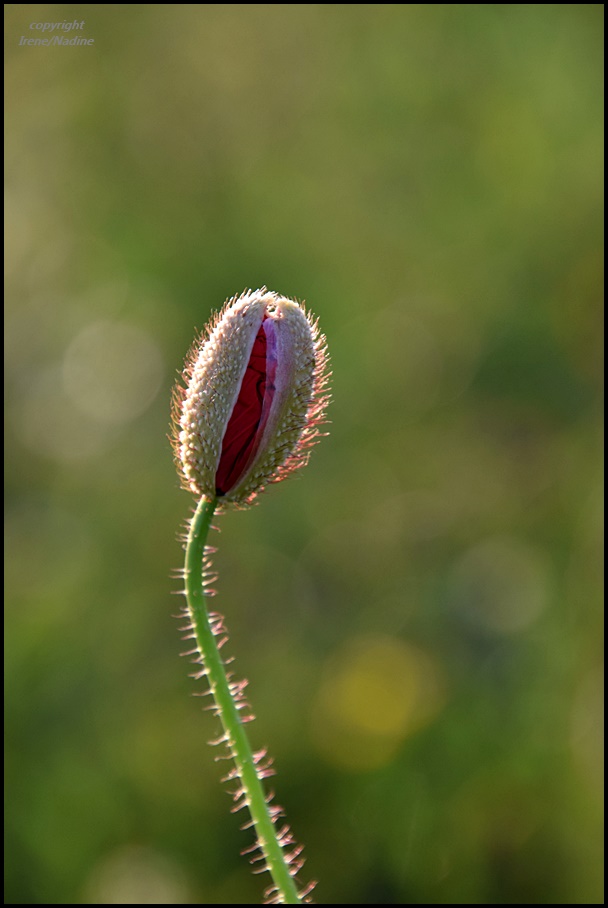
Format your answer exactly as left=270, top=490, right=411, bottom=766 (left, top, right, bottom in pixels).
left=172, top=288, right=330, bottom=507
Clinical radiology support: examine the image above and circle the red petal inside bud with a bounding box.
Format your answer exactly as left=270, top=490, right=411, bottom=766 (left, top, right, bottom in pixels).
left=215, top=316, right=277, bottom=497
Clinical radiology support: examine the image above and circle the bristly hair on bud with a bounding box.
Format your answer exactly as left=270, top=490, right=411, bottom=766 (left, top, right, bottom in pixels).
left=171, top=288, right=330, bottom=508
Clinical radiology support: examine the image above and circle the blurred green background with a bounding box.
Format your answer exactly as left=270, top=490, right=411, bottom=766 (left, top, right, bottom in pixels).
left=5, top=4, right=603, bottom=904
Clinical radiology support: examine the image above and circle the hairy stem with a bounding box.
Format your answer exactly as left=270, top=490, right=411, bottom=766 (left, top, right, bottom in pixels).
left=185, top=495, right=304, bottom=904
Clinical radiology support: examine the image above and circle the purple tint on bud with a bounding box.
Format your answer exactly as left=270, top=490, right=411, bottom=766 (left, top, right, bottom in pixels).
left=215, top=316, right=275, bottom=496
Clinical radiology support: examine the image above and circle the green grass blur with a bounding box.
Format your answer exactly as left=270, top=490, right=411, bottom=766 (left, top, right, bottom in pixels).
left=5, top=4, right=603, bottom=904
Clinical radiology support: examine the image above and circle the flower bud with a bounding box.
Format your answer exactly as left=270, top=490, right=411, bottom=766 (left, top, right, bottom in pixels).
left=172, top=288, right=330, bottom=507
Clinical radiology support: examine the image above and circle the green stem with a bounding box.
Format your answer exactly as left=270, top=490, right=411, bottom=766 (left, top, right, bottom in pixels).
left=185, top=495, right=304, bottom=904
